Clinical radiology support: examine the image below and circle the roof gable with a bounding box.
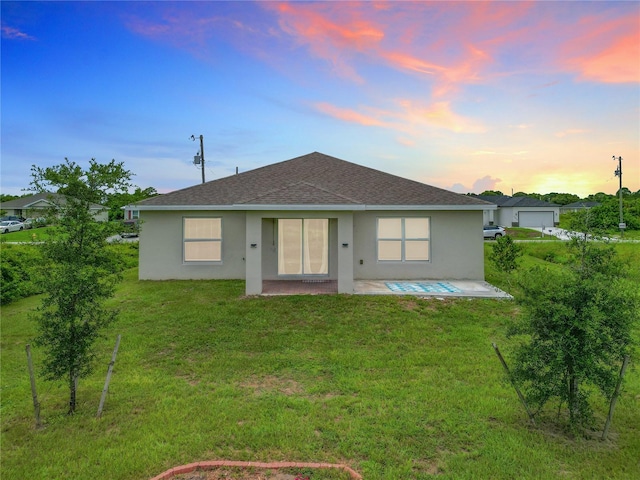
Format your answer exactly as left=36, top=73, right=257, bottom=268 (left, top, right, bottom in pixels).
left=137, top=152, right=491, bottom=209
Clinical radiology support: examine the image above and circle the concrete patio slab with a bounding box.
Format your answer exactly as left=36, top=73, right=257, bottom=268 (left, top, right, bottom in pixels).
left=354, top=280, right=512, bottom=299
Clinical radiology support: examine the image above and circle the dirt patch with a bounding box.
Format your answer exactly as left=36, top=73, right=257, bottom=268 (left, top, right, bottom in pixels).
left=174, top=468, right=299, bottom=479
left=240, top=376, right=305, bottom=396
left=170, top=466, right=353, bottom=480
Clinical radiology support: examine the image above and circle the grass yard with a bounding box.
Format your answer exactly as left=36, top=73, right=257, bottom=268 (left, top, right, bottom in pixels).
left=1, top=244, right=639, bottom=479
left=504, top=227, right=559, bottom=241
left=0, top=226, right=54, bottom=243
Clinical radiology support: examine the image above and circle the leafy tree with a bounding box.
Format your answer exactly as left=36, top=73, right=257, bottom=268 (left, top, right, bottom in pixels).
left=548, top=193, right=580, bottom=205
left=480, top=190, right=503, bottom=196
left=489, top=234, right=522, bottom=274
left=508, top=229, right=639, bottom=431
left=29, top=158, right=132, bottom=414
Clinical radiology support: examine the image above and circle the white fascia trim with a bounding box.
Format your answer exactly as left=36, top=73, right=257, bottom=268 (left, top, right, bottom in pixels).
left=364, top=204, right=496, bottom=211
left=133, top=205, right=236, bottom=211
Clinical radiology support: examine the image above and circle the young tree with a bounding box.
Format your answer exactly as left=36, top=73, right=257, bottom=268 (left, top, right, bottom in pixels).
left=29, top=158, right=132, bottom=414
left=508, top=230, right=639, bottom=431
left=489, top=234, right=522, bottom=274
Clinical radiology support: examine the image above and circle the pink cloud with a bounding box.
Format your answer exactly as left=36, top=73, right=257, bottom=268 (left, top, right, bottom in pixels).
left=1, top=25, right=36, bottom=41
left=314, top=99, right=485, bottom=134
left=557, top=15, right=639, bottom=83
left=314, top=102, right=387, bottom=127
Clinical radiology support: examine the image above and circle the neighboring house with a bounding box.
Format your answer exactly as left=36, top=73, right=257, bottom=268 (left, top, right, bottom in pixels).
left=131, top=152, right=495, bottom=295
left=0, top=192, right=109, bottom=222
left=123, top=206, right=140, bottom=220
left=560, top=201, right=601, bottom=214
left=477, top=195, right=560, bottom=228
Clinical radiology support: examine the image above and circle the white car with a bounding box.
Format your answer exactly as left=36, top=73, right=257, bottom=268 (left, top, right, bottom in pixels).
left=483, top=225, right=506, bottom=239
left=1, top=220, right=25, bottom=234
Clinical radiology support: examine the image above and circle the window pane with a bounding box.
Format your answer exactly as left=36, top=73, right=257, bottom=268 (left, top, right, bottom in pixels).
left=405, top=240, right=429, bottom=261
left=378, top=240, right=402, bottom=261
left=303, top=219, right=328, bottom=274
left=378, top=218, right=402, bottom=238
left=278, top=219, right=302, bottom=275
left=185, top=241, right=221, bottom=261
left=184, top=218, right=221, bottom=239
left=405, top=218, right=429, bottom=238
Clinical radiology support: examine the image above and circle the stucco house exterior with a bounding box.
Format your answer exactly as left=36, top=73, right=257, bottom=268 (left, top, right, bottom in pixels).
left=478, top=195, right=560, bottom=228
left=131, top=152, right=495, bottom=295
left=0, top=192, right=108, bottom=222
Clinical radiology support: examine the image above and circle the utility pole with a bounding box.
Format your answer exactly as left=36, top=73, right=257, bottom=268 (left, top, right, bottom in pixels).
left=613, top=155, right=624, bottom=236
left=190, top=134, right=206, bottom=183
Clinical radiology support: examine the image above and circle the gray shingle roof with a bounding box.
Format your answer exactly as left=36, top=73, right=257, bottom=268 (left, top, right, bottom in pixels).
left=137, top=152, right=491, bottom=208
left=0, top=192, right=105, bottom=210
left=476, top=195, right=559, bottom=207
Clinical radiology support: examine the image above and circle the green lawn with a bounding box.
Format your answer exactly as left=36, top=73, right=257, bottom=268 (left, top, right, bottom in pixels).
left=504, top=227, right=560, bottom=241
left=0, top=226, right=54, bottom=243
left=1, top=244, right=639, bottom=479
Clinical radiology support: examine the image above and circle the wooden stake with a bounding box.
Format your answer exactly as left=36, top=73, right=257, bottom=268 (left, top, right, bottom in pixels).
left=601, top=355, right=629, bottom=441
left=97, top=334, right=121, bottom=418
left=26, top=344, right=42, bottom=429
left=492, top=343, right=536, bottom=425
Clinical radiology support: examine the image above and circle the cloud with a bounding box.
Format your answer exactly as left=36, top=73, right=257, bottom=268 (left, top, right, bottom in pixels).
left=449, top=175, right=502, bottom=194
left=314, top=102, right=387, bottom=127
left=313, top=99, right=485, bottom=134
left=1, top=25, right=36, bottom=40
left=555, top=128, right=588, bottom=138
left=558, top=15, right=640, bottom=83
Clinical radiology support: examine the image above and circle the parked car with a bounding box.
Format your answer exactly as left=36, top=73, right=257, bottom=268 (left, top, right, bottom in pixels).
left=1, top=220, right=25, bottom=234
left=22, top=218, right=33, bottom=229
left=120, top=219, right=139, bottom=238
left=483, top=225, right=506, bottom=239
left=0, top=215, right=25, bottom=222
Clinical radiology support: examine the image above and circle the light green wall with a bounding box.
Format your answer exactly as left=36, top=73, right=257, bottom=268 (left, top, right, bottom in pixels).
left=138, top=208, right=485, bottom=285
left=352, top=210, right=484, bottom=280
left=138, top=210, right=246, bottom=280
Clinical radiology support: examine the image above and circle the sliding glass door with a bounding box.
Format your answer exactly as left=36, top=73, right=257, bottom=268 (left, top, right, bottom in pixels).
left=278, top=219, right=328, bottom=275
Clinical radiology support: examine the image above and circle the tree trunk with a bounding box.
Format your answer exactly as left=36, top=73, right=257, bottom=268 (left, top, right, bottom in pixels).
left=69, top=372, right=77, bottom=414
left=568, top=371, right=579, bottom=427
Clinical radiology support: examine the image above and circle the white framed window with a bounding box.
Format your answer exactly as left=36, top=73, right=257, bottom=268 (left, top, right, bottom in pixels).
left=183, top=217, right=222, bottom=262
left=377, top=217, right=430, bottom=262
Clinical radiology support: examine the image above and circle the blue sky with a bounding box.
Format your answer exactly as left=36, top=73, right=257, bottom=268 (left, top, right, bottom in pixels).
left=2, top=1, right=638, bottom=198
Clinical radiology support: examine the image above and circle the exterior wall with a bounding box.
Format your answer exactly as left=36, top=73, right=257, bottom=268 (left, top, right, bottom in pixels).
left=244, top=210, right=353, bottom=294
left=139, top=208, right=485, bottom=287
left=352, top=210, right=484, bottom=281
left=138, top=210, right=247, bottom=280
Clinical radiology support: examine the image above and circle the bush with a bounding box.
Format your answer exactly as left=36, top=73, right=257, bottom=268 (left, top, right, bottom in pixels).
left=0, top=244, right=46, bottom=304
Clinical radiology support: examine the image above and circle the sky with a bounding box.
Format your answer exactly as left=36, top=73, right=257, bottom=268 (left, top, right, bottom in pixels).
left=2, top=1, right=639, bottom=198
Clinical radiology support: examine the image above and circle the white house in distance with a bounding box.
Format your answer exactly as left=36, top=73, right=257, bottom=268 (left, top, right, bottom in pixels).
left=0, top=192, right=108, bottom=222
left=130, top=152, right=495, bottom=295
left=477, top=195, right=560, bottom=228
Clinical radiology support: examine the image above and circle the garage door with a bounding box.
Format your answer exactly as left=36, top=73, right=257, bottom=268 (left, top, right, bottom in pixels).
left=519, top=211, right=554, bottom=228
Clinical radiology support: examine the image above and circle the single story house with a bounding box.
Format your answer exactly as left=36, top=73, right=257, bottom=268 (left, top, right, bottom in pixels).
left=0, top=192, right=108, bottom=222
left=477, top=195, right=560, bottom=228
left=131, top=152, right=495, bottom=295
left=560, top=201, right=601, bottom=214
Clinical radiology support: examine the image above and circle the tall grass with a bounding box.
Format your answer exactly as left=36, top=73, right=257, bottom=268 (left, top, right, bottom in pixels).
left=1, top=243, right=639, bottom=479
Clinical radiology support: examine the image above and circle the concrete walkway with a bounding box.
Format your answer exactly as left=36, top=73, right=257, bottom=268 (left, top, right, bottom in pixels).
left=354, top=280, right=512, bottom=299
